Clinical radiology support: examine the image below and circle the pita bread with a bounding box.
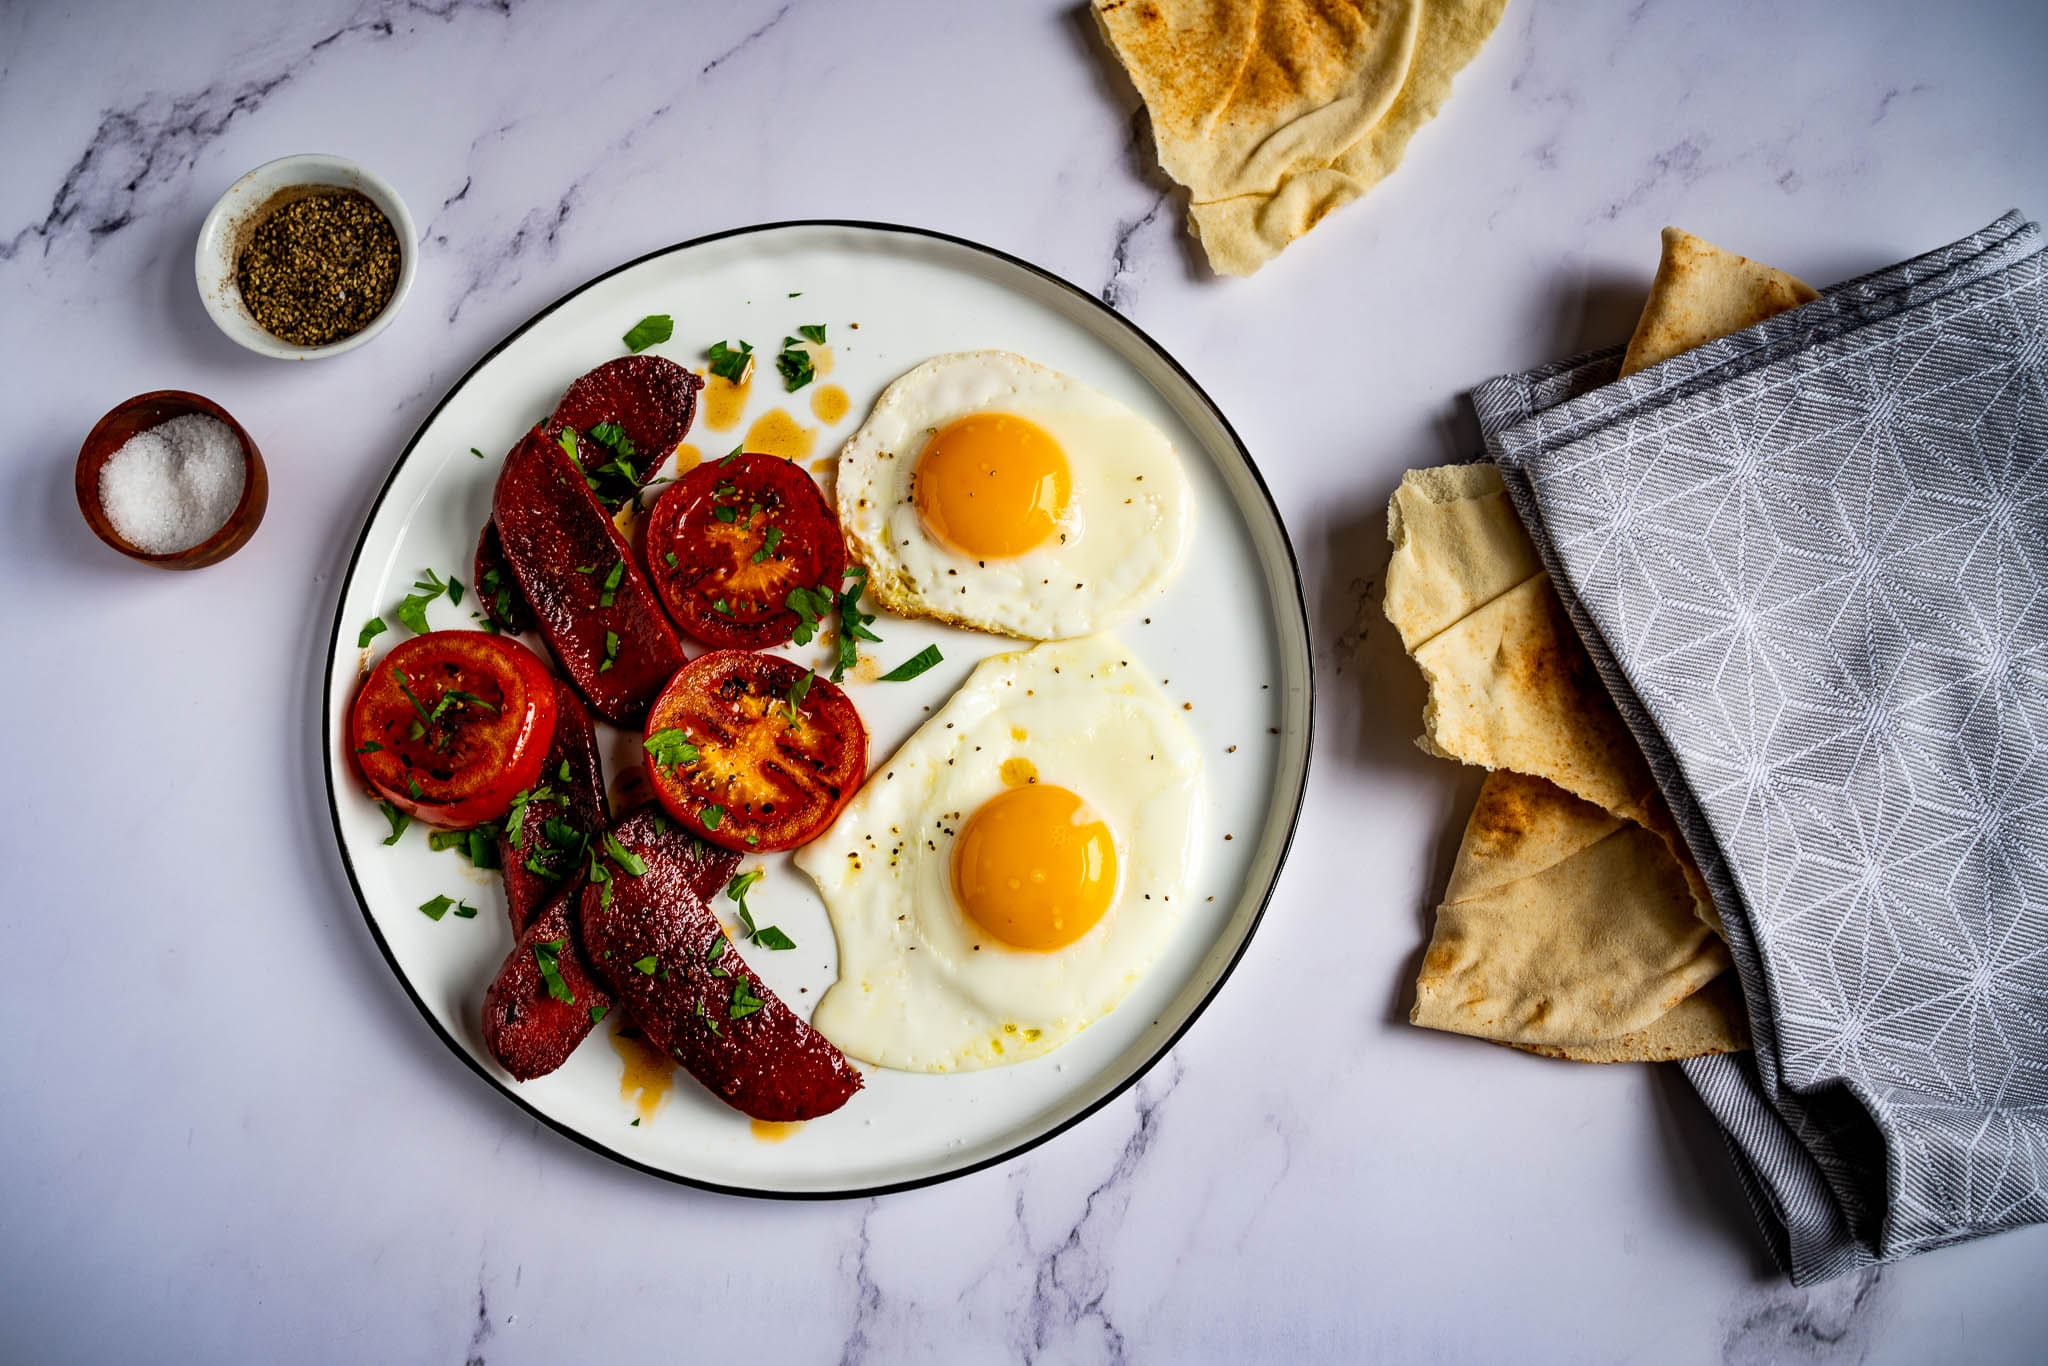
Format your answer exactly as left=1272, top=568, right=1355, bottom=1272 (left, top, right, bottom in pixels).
left=1511, top=974, right=1748, bottom=1063
left=1620, top=227, right=1819, bottom=376
left=1413, top=772, right=1732, bottom=1047
left=1094, top=0, right=1507, bottom=276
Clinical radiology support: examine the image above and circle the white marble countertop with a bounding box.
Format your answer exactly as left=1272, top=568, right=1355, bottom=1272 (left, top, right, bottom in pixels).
left=5, top=1, right=2046, bottom=1361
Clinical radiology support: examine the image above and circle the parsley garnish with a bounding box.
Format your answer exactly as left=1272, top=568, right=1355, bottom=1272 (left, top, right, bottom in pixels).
left=446, top=575, right=464, bottom=607
left=589, top=1004, right=609, bottom=1024
left=358, top=617, right=388, bottom=648
left=727, top=869, right=795, bottom=950
left=701, top=804, right=726, bottom=831
left=534, top=938, right=574, bottom=1003
left=664, top=551, right=678, bottom=567
left=632, top=955, right=659, bottom=975
left=798, top=323, right=827, bottom=345
left=378, top=801, right=410, bottom=845
left=558, top=429, right=580, bottom=464
left=599, top=558, right=626, bottom=608
left=831, top=565, right=881, bottom=682
left=453, top=901, right=479, bottom=919
left=785, top=669, right=813, bottom=724
left=729, top=977, right=765, bottom=1020
left=711, top=598, right=733, bottom=617
left=599, top=629, right=620, bottom=672
left=623, top=314, right=674, bottom=353
left=589, top=421, right=635, bottom=458
left=707, top=339, right=753, bottom=383
left=753, top=525, right=784, bottom=564
left=786, top=583, right=833, bottom=645
left=879, top=644, right=944, bottom=682
left=775, top=337, right=815, bottom=391
left=645, top=729, right=700, bottom=770
left=395, top=568, right=449, bottom=635
left=471, top=447, right=485, bottom=459
left=355, top=741, right=382, bottom=755
left=602, top=832, right=649, bottom=877
left=418, top=894, right=456, bottom=922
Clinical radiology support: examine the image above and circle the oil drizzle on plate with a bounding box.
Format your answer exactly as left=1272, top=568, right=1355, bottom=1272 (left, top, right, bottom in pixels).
left=746, top=409, right=815, bottom=461
left=810, top=383, right=849, bottom=424
left=611, top=1025, right=673, bottom=1124
left=750, top=1118, right=804, bottom=1143
left=672, top=443, right=702, bottom=475
left=701, top=370, right=750, bottom=431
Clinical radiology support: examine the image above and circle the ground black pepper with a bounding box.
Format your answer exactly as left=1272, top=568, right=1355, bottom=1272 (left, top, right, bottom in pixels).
left=235, top=189, right=400, bottom=347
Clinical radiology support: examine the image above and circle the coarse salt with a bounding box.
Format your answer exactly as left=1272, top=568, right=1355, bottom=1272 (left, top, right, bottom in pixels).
left=99, top=413, right=246, bottom=554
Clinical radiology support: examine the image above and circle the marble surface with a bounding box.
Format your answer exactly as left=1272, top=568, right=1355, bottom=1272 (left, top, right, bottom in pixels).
left=4, top=1, right=2046, bottom=1361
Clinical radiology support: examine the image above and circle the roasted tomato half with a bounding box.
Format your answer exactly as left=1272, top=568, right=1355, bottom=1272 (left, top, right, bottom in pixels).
left=350, top=631, right=558, bottom=829
left=642, top=650, right=867, bottom=851
left=646, top=452, right=847, bottom=649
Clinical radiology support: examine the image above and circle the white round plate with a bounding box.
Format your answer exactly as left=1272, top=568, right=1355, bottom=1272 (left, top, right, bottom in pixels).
left=323, top=222, right=1313, bottom=1196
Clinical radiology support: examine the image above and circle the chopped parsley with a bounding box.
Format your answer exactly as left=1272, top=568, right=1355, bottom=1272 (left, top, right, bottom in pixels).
left=471, top=447, right=485, bottom=459
left=727, top=869, right=795, bottom=950
left=358, top=617, right=388, bottom=648
left=645, top=729, right=701, bottom=771
left=632, top=955, right=659, bottom=976
left=446, top=575, right=464, bottom=608
left=752, top=525, right=784, bottom=564
left=707, top=339, right=753, bottom=383
left=775, top=337, right=815, bottom=392
left=598, top=629, right=620, bottom=673
left=355, top=741, right=382, bottom=755
left=623, top=314, right=674, bottom=353
left=786, top=583, right=834, bottom=646
left=418, top=894, right=456, bottom=922
left=785, top=669, right=813, bottom=725
left=602, top=832, right=649, bottom=877
left=879, top=644, right=944, bottom=682
left=481, top=565, right=515, bottom=623
left=711, top=598, right=733, bottom=617
left=599, top=558, right=626, bottom=608
left=378, top=801, right=411, bottom=845
left=664, top=551, right=678, bottom=567
left=831, top=565, right=881, bottom=683
left=396, top=568, right=449, bottom=635
left=453, top=900, right=479, bottom=919
left=589, top=1004, right=609, bottom=1024
left=701, top=804, right=726, bottom=831
left=534, top=938, right=574, bottom=1003
left=729, top=977, right=765, bottom=1021
left=797, top=323, right=827, bottom=345
left=558, top=428, right=580, bottom=463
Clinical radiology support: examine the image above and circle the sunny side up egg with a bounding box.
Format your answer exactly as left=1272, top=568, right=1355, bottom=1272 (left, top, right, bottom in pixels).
left=792, top=635, right=1206, bottom=1072
left=837, top=351, right=1195, bottom=640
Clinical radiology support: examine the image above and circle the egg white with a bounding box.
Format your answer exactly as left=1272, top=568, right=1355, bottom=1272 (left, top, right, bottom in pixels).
left=837, top=351, right=1194, bottom=640
left=793, top=636, right=1206, bottom=1072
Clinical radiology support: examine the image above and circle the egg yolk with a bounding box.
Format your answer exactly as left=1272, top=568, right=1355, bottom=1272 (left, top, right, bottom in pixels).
left=914, top=412, right=1070, bottom=559
left=952, top=784, right=1116, bottom=951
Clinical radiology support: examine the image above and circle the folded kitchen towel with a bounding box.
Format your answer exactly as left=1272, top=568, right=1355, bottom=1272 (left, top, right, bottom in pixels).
left=1470, top=211, right=2048, bottom=1283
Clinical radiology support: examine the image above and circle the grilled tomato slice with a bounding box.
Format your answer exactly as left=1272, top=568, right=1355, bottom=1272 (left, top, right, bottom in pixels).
left=350, top=631, right=558, bottom=828
left=646, top=452, right=847, bottom=649
left=642, top=650, right=867, bottom=851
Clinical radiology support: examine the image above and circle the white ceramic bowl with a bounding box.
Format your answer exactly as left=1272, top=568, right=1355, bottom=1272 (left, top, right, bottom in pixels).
left=195, top=154, right=417, bottom=361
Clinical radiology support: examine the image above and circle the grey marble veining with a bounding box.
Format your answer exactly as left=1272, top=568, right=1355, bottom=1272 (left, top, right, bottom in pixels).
left=2, top=1, right=2046, bottom=1362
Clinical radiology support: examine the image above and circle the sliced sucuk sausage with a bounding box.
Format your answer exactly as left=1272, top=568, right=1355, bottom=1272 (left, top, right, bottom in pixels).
left=481, top=887, right=609, bottom=1082
left=579, top=807, right=861, bottom=1122
left=496, top=680, right=607, bottom=935
left=474, top=523, right=535, bottom=635
left=491, top=422, right=686, bottom=726
left=553, top=356, right=701, bottom=484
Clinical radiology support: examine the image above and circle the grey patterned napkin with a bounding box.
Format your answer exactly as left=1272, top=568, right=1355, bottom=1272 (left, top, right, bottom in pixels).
left=1469, top=212, right=2048, bottom=1284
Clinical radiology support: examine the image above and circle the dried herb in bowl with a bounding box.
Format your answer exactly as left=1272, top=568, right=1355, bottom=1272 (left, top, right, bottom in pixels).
left=234, top=188, right=400, bottom=348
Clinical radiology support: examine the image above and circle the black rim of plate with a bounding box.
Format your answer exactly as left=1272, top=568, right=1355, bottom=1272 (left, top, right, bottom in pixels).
left=321, top=219, right=1316, bottom=1200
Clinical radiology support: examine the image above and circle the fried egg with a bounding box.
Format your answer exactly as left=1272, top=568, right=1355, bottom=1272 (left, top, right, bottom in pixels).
left=837, top=351, right=1194, bottom=640
left=793, top=635, right=1205, bottom=1071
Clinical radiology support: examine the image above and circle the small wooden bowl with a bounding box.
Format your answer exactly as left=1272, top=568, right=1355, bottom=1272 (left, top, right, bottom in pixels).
left=76, top=391, right=268, bottom=569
